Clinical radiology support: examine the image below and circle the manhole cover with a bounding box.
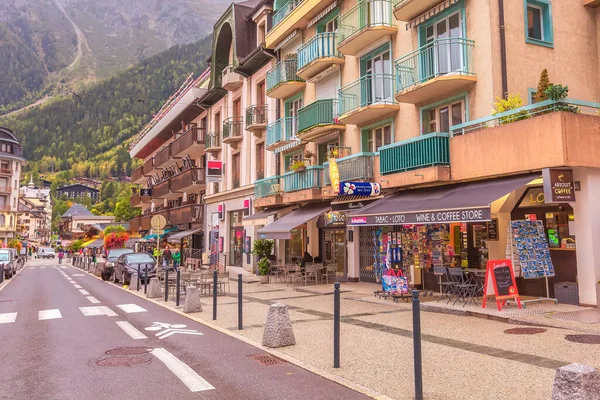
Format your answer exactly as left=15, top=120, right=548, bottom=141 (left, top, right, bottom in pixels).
left=248, top=354, right=286, bottom=366
left=504, top=327, right=547, bottom=335
left=565, top=335, right=600, bottom=344
left=105, top=347, right=152, bottom=356
left=96, top=354, right=153, bottom=367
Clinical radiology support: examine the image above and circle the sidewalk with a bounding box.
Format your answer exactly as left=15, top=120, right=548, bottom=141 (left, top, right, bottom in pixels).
left=74, top=259, right=600, bottom=400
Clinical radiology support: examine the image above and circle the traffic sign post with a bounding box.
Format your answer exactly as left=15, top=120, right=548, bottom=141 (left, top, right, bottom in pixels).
left=151, top=215, right=167, bottom=273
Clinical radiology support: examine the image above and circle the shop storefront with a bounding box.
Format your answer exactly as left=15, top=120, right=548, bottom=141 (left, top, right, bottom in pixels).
left=317, top=211, right=347, bottom=280
left=229, top=210, right=244, bottom=267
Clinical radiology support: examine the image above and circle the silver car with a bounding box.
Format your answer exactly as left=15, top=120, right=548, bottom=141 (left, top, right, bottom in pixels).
left=0, top=250, right=15, bottom=279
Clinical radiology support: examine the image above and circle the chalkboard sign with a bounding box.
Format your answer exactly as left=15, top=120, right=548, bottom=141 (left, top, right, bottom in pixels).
left=482, top=260, right=521, bottom=311
left=487, top=219, right=498, bottom=241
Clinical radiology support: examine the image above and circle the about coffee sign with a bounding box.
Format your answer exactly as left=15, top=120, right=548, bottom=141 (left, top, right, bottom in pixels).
left=542, top=168, right=575, bottom=203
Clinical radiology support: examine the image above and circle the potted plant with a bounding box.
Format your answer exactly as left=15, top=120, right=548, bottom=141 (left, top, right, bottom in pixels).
left=252, top=239, right=274, bottom=275
left=289, top=160, right=306, bottom=172
left=304, top=149, right=315, bottom=160
left=258, top=257, right=270, bottom=284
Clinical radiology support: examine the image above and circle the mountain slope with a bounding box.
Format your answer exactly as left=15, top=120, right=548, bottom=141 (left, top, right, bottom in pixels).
left=0, top=0, right=228, bottom=113
left=0, top=36, right=212, bottom=178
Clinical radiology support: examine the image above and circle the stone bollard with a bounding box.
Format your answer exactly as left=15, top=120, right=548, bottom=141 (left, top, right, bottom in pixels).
left=183, top=285, right=202, bottom=313
left=129, top=273, right=139, bottom=291
left=94, top=262, right=104, bottom=277
left=552, top=363, right=600, bottom=400
left=146, top=277, right=162, bottom=299
left=262, top=303, right=295, bottom=348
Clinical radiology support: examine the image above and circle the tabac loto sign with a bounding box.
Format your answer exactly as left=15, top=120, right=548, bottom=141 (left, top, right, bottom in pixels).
left=542, top=168, right=576, bottom=203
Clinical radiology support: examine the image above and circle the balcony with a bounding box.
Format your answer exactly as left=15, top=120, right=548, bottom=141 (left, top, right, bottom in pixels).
left=131, top=165, right=145, bottom=184
left=282, top=166, right=323, bottom=203
left=266, top=117, right=301, bottom=152
left=323, top=153, right=375, bottom=186
left=0, top=186, right=11, bottom=194
left=254, top=176, right=284, bottom=208
left=266, top=59, right=305, bottom=99
left=172, top=127, right=205, bottom=158
left=393, top=0, right=445, bottom=21
left=205, top=132, right=222, bottom=154
left=153, top=179, right=170, bottom=199
left=0, top=168, right=11, bottom=175
left=154, top=145, right=172, bottom=169
left=584, top=0, right=600, bottom=7
left=130, top=193, right=151, bottom=207
left=450, top=99, right=600, bottom=181
left=169, top=204, right=203, bottom=226
left=130, top=215, right=151, bottom=232
left=154, top=208, right=170, bottom=223
left=222, top=117, right=244, bottom=147
left=297, top=33, right=344, bottom=80
left=338, top=74, right=399, bottom=125
left=266, top=0, right=338, bottom=49
left=297, top=99, right=344, bottom=141
left=222, top=65, right=243, bottom=91
left=143, top=158, right=155, bottom=175
left=338, top=0, right=397, bottom=56
left=395, top=38, right=476, bottom=104
left=246, top=105, right=268, bottom=133
left=170, top=167, right=206, bottom=193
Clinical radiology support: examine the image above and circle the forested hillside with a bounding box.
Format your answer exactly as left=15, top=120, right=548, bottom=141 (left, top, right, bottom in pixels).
left=0, top=36, right=212, bottom=179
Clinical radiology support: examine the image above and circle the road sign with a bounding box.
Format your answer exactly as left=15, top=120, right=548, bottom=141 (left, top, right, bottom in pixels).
left=151, top=215, right=167, bottom=231
left=144, top=322, right=203, bottom=340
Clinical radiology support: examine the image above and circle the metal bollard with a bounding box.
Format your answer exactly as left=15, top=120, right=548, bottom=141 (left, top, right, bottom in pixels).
left=334, top=281, right=340, bottom=368
left=212, top=270, right=218, bottom=320
left=175, top=269, right=181, bottom=307
left=412, top=290, right=423, bottom=400
left=238, top=274, right=243, bottom=330
left=0, top=264, right=4, bottom=284
left=144, top=271, right=148, bottom=294
left=137, top=264, right=141, bottom=292
left=164, top=267, right=169, bottom=302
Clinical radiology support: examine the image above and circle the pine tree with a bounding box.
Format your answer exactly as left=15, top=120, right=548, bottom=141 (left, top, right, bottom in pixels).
left=534, top=69, right=551, bottom=103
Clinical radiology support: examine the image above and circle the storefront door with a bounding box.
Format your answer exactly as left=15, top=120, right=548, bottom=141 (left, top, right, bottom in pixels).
left=229, top=211, right=244, bottom=267
left=323, top=229, right=347, bottom=280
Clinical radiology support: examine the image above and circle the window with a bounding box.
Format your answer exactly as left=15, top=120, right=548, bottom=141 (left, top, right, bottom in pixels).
left=424, top=11, right=464, bottom=76
left=285, top=151, right=303, bottom=171
left=258, top=22, right=266, bottom=43
left=214, top=112, right=221, bottom=132
left=318, top=139, right=339, bottom=165
left=323, top=18, right=338, bottom=33
left=423, top=100, right=464, bottom=134
left=366, top=125, right=392, bottom=152
left=232, top=153, right=240, bottom=189
left=256, top=143, right=265, bottom=180
left=524, top=0, right=553, bottom=47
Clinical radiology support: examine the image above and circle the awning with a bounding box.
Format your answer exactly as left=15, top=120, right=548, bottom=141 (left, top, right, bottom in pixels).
left=125, top=238, right=141, bottom=248
left=167, top=228, right=203, bottom=243
left=348, top=174, right=539, bottom=226
left=142, top=227, right=179, bottom=241
left=257, top=202, right=331, bottom=239
left=407, top=0, right=460, bottom=30
left=242, top=206, right=291, bottom=226
left=83, top=238, right=104, bottom=248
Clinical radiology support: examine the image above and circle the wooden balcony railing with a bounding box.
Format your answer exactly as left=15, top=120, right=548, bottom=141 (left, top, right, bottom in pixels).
left=143, top=158, right=154, bottom=174
left=131, top=165, right=144, bottom=182
left=169, top=204, right=203, bottom=226
left=172, top=127, right=205, bottom=157
left=154, top=146, right=171, bottom=168
left=170, top=167, right=206, bottom=193
left=153, top=180, right=170, bottom=198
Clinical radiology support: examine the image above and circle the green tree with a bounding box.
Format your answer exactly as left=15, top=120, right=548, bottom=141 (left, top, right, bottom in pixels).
left=113, top=186, right=141, bottom=222
left=534, top=69, right=551, bottom=103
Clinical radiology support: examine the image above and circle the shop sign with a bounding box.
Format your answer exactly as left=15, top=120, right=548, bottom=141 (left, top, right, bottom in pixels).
left=518, top=187, right=546, bottom=207
left=140, top=188, right=153, bottom=197
left=329, top=158, right=340, bottom=195
left=325, top=211, right=346, bottom=226
left=487, top=219, right=499, bottom=241
left=339, top=182, right=381, bottom=197
left=207, top=160, right=223, bottom=183
left=349, top=207, right=491, bottom=226
left=218, top=203, right=225, bottom=221
left=542, top=168, right=576, bottom=203
left=331, top=199, right=377, bottom=211
left=243, top=198, right=251, bottom=216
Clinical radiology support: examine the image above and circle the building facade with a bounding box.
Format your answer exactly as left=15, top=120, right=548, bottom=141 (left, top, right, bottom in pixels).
left=19, top=178, right=52, bottom=242
left=56, top=184, right=100, bottom=202
left=0, top=127, right=26, bottom=244
left=17, top=198, right=46, bottom=242
left=60, top=204, right=114, bottom=238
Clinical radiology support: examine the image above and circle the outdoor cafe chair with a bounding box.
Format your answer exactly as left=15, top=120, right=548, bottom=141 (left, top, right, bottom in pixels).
left=322, top=264, right=336, bottom=284
left=448, top=268, right=478, bottom=306
left=199, top=272, right=213, bottom=295
left=270, top=264, right=283, bottom=283
left=433, top=266, right=453, bottom=302
left=217, top=271, right=230, bottom=294
left=304, top=265, right=318, bottom=285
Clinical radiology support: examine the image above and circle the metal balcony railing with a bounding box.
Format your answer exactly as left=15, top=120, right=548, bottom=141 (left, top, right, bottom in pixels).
left=266, top=117, right=299, bottom=148
left=338, top=0, right=394, bottom=43
left=323, top=153, right=375, bottom=185
left=254, top=176, right=282, bottom=198
left=246, top=105, right=268, bottom=128
left=272, top=0, right=303, bottom=27
left=338, top=73, right=396, bottom=116
left=283, top=166, right=323, bottom=192
left=379, top=132, right=450, bottom=175
left=298, top=99, right=339, bottom=132
left=222, top=117, right=243, bottom=140
left=297, top=32, right=341, bottom=70
left=266, top=59, right=304, bottom=93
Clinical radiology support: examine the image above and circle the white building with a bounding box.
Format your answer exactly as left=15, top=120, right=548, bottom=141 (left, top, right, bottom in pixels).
left=0, top=127, right=26, bottom=244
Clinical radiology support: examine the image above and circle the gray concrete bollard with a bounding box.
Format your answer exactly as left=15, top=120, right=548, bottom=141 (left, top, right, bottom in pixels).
left=262, top=303, right=295, bottom=348
left=146, top=277, right=162, bottom=299
left=94, top=262, right=104, bottom=277
left=552, top=363, right=600, bottom=400
left=183, top=285, right=202, bottom=313
left=129, top=273, right=139, bottom=291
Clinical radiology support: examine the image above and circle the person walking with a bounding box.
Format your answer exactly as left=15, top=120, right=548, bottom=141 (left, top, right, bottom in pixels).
left=172, top=248, right=181, bottom=271
left=163, top=247, right=172, bottom=270
left=58, top=249, right=64, bottom=264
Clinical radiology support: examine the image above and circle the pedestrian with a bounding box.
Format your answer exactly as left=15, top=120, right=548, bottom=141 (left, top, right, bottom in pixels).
left=163, top=246, right=172, bottom=269
left=58, top=249, right=64, bottom=264
left=172, top=248, right=180, bottom=271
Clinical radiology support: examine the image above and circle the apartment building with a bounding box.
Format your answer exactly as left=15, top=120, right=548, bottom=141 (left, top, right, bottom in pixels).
left=0, top=127, right=26, bottom=244
left=19, top=178, right=52, bottom=242
left=251, top=0, right=600, bottom=305
left=17, top=198, right=47, bottom=242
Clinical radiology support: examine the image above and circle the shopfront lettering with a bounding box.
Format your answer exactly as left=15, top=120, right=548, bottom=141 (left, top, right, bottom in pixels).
left=349, top=207, right=491, bottom=226
left=543, top=168, right=576, bottom=203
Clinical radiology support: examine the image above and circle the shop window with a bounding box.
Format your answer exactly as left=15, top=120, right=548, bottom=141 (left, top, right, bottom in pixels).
left=423, top=100, right=464, bottom=134
left=366, top=125, right=392, bottom=152
left=285, top=228, right=303, bottom=264
left=524, top=0, right=553, bottom=48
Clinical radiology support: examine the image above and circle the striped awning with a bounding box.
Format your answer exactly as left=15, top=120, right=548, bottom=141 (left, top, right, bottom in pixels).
left=274, top=30, right=299, bottom=52
left=273, top=140, right=302, bottom=154
left=307, top=2, right=339, bottom=28
left=407, top=0, right=460, bottom=30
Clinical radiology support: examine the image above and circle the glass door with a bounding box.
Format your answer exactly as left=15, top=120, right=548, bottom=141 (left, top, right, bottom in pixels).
left=288, top=98, right=303, bottom=137
left=365, top=50, right=391, bottom=106
left=425, top=11, right=463, bottom=78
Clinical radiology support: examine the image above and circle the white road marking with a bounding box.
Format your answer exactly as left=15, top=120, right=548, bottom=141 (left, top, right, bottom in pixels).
left=0, top=312, right=17, bottom=324
left=72, top=274, right=84, bottom=276
left=116, top=321, right=147, bottom=339
left=38, top=309, right=62, bottom=320
left=86, top=296, right=100, bottom=304
left=116, top=304, right=147, bottom=314
left=79, top=306, right=117, bottom=317
left=79, top=289, right=90, bottom=295
left=60, top=266, right=67, bottom=269
left=151, top=348, right=215, bottom=392
left=157, top=330, right=204, bottom=339
left=73, top=284, right=82, bottom=289
left=40, top=267, right=46, bottom=269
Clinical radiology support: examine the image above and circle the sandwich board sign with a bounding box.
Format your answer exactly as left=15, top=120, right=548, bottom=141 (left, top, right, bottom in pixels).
left=482, top=259, right=522, bottom=311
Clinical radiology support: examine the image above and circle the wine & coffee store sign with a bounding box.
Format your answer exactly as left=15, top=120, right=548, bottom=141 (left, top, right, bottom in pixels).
left=542, top=168, right=576, bottom=203
left=349, top=207, right=491, bottom=226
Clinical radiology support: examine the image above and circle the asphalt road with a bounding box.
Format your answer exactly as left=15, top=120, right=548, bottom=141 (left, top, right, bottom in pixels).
left=0, top=259, right=369, bottom=400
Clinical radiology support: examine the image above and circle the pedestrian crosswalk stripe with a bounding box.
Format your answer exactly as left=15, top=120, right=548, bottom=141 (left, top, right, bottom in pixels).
left=86, top=296, right=100, bottom=304
left=79, top=289, right=90, bottom=295
left=0, top=312, right=17, bottom=324
left=38, top=309, right=62, bottom=320
left=40, top=267, right=46, bottom=269
left=79, top=306, right=117, bottom=317
left=116, top=321, right=147, bottom=339
left=116, top=304, right=147, bottom=314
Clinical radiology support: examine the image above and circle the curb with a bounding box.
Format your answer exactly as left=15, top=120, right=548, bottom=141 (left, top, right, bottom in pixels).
left=72, top=262, right=393, bottom=400
left=0, top=262, right=26, bottom=294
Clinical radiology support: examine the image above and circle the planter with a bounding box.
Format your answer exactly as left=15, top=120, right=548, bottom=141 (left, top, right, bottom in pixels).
left=596, top=283, right=600, bottom=309
left=260, top=275, right=270, bottom=284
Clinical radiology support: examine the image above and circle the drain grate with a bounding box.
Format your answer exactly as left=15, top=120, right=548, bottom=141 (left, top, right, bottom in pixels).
left=248, top=354, right=286, bottom=366
left=504, top=327, right=547, bottom=335
left=565, top=334, right=600, bottom=344
left=105, top=347, right=152, bottom=356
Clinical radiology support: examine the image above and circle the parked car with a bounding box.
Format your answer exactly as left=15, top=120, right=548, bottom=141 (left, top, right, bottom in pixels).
left=37, top=247, right=56, bottom=259
left=113, top=252, right=157, bottom=285
left=101, top=248, right=135, bottom=281
left=0, top=250, right=16, bottom=279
